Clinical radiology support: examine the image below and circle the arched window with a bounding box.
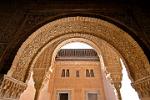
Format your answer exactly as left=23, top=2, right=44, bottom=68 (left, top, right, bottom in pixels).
left=76, top=70, right=80, bottom=77
left=66, top=69, right=70, bottom=77
left=61, top=69, right=66, bottom=77
left=61, top=69, right=70, bottom=77
left=90, top=69, right=94, bottom=77
left=86, top=69, right=95, bottom=77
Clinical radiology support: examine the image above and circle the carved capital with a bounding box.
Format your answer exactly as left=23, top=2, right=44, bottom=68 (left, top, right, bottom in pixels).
left=111, top=73, right=122, bottom=83
left=132, top=75, right=150, bottom=98
left=33, top=69, right=45, bottom=100
left=110, top=74, right=122, bottom=100
left=0, top=75, right=27, bottom=99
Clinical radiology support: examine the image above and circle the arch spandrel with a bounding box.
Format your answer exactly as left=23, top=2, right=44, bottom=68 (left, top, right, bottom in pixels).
left=8, top=17, right=149, bottom=82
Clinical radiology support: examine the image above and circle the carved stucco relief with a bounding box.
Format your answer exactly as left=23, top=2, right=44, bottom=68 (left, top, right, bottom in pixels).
left=30, top=33, right=123, bottom=84
left=7, top=17, right=149, bottom=83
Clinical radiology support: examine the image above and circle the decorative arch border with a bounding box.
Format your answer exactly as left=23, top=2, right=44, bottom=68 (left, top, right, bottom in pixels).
left=8, top=16, right=149, bottom=82
left=29, top=33, right=123, bottom=82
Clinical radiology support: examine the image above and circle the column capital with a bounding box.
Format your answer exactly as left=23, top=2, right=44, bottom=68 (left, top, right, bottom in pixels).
left=132, top=75, right=150, bottom=98
left=0, top=75, right=27, bottom=99
left=110, top=74, right=122, bottom=100
left=110, top=73, right=122, bottom=84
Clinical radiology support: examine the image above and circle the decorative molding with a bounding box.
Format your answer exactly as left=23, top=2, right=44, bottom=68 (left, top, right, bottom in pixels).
left=55, top=61, right=100, bottom=66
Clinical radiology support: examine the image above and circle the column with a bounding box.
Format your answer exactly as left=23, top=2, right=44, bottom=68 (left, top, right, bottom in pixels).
left=33, top=68, right=45, bottom=100
left=0, top=75, right=27, bottom=100
left=132, top=75, right=150, bottom=100
left=114, top=82, right=122, bottom=100
left=111, top=74, right=122, bottom=100
left=34, top=82, right=41, bottom=100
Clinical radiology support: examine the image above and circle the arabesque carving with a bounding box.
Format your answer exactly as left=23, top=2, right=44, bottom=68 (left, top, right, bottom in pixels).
left=27, top=33, right=123, bottom=100
left=8, top=17, right=149, bottom=82
left=0, top=75, right=27, bottom=99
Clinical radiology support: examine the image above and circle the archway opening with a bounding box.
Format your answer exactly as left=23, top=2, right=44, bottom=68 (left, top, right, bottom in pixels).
left=58, top=42, right=139, bottom=100
left=19, top=41, right=140, bottom=100
left=55, top=42, right=139, bottom=100
left=46, top=41, right=117, bottom=100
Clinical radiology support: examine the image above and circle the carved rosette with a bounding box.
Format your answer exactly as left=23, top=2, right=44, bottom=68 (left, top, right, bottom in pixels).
left=0, top=75, right=27, bottom=100
left=132, top=75, right=150, bottom=98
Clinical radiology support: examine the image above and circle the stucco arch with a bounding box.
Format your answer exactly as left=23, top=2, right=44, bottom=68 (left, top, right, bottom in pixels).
left=28, top=33, right=123, bottom=100
left=28, top=33, right=123, bottom=82
left=50, top=38, right=102, bottom=67
left=8, top=16, right=149, bottom=81
left=30, top=35, right=123, bottom=81
left=2, top=16, right=149, bottom=100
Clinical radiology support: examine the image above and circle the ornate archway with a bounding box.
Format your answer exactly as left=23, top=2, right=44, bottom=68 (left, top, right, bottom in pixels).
left=0, top=17, right=149, bottom=100
left=29, top=35, right=123, bottom=100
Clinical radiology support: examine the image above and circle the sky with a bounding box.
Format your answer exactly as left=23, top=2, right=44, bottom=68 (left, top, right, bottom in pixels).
left=61, top=42, right=93, bottom=49
left=61, top=42, right=139, bottom=100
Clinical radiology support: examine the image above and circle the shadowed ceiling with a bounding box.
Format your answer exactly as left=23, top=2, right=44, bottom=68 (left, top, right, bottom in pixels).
left=0, top=0, right=149, bottom=75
